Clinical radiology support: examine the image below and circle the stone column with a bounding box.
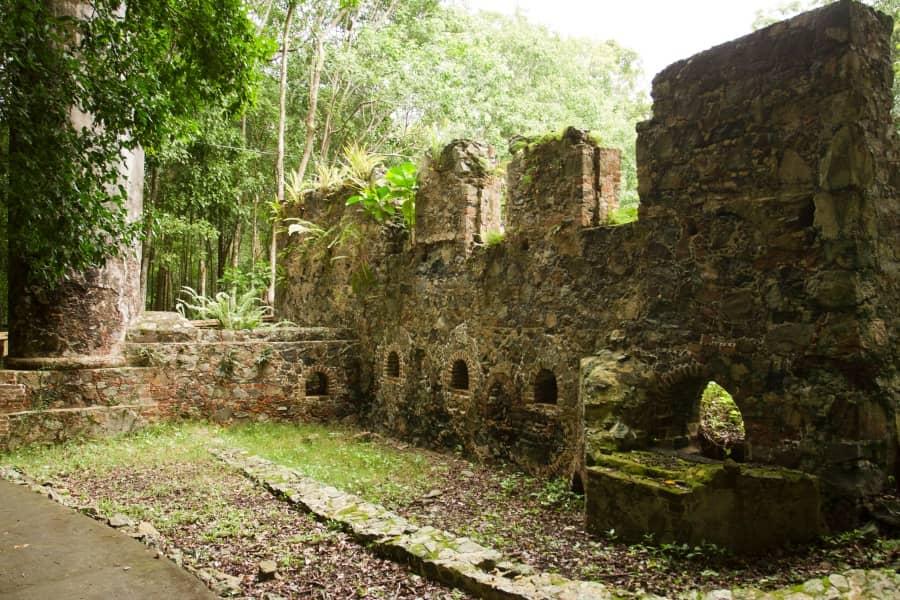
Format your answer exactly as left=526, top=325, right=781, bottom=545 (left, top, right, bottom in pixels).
left=5, top=0, right=143, bottom=369
left=415, top=140, right=503, bottom=255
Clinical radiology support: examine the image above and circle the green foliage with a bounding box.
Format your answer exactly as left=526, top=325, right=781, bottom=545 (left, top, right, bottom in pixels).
left=532, top=478, right=582, bottom=510
left=176, top=285, right=271, bottom=330
left=607, top=206, right=638, bottom=226
left=314, top=163, right=347, bottom=190
left=254, top=346, right=275, bottom=370
left=0, top=0, right=270, bottom=287
left=483, top=229, right=506, bottom=247
left=346, top=161, right=418, bottom=227
left=1, top=422, right=213, bottom=477
left=699, top=381, right=746, bottom=453
left=342, top=142, right=382, bottom=185
left=221, top=422, right=434, bottom=506
left=219, top=261, right=270, bottom=295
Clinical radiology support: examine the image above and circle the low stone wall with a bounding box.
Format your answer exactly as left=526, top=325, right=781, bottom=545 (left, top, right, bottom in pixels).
left=0, top=313, right=359, bottom=451
left=584, top=451, right=822, bottom=553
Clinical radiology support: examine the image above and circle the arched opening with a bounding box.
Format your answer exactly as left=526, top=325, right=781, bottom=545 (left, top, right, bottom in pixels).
left=450, top=359, right=469, bottom=391
left=305, top=371, right=329, bottom=396
left=385, top=351, right=400, bottom=378
left=571, top=471, right=584, bottom=495
left=696, top=381, right=746, bottom=461
left=533, top=369, right=558, bottom=404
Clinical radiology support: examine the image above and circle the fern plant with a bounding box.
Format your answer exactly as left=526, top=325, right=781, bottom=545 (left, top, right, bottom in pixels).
left=176, top=286, right=272, bottom=330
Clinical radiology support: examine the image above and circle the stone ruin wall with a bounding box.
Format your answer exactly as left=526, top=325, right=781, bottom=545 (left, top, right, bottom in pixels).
left=584, top=0, right=899, bottom=511
left=0, top=0, right=894, bottom=541
left=279, top=0, right=899, bottom=514
left=279, top=127, right=629, bottom=477
left=0, top=314, right=358, bottom=451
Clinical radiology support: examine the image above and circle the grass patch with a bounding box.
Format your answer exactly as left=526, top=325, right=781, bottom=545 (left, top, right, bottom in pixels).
left=2, top=422, right=215, bottom=480
left=220, top=422, right=437, bottom=505
left=2, top=421, right=442, bottom=507
left=699, top=381, right=745, bottom=453
left=483, top=229, right=505, bottom=247
left=606, top=205, right=638, bottom=225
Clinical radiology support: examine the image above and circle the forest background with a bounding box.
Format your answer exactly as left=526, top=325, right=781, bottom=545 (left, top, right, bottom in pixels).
left=0, top=0, right=896, bottom=321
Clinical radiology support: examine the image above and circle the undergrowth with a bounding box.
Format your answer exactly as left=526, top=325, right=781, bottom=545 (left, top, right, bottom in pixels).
left=220, top=422, right=436, bottom=505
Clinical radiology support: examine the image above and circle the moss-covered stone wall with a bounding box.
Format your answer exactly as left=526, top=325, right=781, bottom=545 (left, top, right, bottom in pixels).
left=279, top=1, right=899, bottom=525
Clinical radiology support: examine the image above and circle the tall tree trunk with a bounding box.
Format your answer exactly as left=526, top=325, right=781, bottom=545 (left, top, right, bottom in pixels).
left=199, top=256, right=207, bottom=298
left=295, top=31, right=326, bottom=185
left=268, top=2, right=295, bottom=307
left=251, top=195, right=260, bottom=263
left=232, top=220, right=242, bottom=270
left=140, top=164, right=159, bottom=308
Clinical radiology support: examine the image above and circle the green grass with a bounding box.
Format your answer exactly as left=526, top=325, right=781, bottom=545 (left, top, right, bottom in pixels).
left=219, top=422, right=438, bottom=505
left=2, top=422, right=215, bottom=480
left=2, top=421, right=442, bottom=508
left=699, top=381, right=745, bottom=442
left=483, top=229, right=505, bottom=247
left=606, top=205, right=638, bottom=225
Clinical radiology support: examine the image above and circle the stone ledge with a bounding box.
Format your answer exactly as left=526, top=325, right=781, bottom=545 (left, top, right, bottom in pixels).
left=4, top=355, right=129, bottom=370
left=212, top=448, right=622, bottom=600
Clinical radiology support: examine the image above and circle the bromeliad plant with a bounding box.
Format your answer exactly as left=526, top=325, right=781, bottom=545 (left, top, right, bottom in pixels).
left=346, top=162, right=418, bottom=228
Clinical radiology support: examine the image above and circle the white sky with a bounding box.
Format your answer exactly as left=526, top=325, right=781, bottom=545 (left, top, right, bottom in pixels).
left=464, top=0, right=790, bottom=90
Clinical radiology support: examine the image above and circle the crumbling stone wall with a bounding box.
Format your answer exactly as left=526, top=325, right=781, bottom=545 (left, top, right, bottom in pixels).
left=0, top=314, right=359, bottom=451
left=585, top=0, right=899, bottom=506
left=125, top=314, right=359, bottom=423
left=280, top=132, right=624, bottom=476
left=279, top=1, right=899, bottom=524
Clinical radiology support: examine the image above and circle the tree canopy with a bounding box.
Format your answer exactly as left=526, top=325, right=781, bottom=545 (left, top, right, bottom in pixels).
left=0, top=1, right=270, bottom=288
left=139, top=0, right=649, bottom=311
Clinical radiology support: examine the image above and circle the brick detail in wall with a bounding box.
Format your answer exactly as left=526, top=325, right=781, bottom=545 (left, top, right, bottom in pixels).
left=0, top=384, right=26, bottom=415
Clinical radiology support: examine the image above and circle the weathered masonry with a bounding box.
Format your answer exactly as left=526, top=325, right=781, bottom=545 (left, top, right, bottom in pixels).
left=0, top=0, right=897, bottom=552
left=279, top=0, right=900, bottom=550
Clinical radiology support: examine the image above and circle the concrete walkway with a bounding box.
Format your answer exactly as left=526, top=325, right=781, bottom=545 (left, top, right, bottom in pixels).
left=0, top=479, right=213, bottom=600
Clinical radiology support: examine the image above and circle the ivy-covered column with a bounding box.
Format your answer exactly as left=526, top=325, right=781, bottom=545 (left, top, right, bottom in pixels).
left=5, top=0, right=143, bottom=369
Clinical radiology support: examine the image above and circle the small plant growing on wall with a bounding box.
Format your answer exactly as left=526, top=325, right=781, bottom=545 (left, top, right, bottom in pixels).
left=134, top=345, right=164, bottom=367
left=254, top=346, right=275, bottom=374
left=218, top=349, right=238, bottom=378
left=346, top=162, right=418, bottom=228
left=483, top=229, right=505, bottom=247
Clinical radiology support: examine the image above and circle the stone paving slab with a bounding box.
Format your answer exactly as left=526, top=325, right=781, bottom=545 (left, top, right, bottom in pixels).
left=214, top=448, right=900, bottom=600
left=0, top=476, right=214, bottom=600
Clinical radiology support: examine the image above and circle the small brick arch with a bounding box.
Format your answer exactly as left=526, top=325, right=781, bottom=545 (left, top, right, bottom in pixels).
left=443, top=350, right=481, bottom=395
left=302, top=365, right=343, bottom=398
left=533, top=368, right=558, bottom=405
left=381, top=344, right=405, bottom=382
